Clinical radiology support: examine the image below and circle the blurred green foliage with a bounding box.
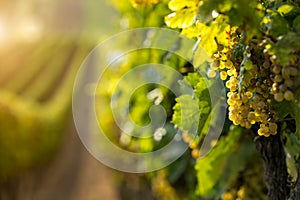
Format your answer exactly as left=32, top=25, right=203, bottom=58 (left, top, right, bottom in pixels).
left=0, top=36, right=94, bottom=179
left=102, top=0, right=300, bottom=199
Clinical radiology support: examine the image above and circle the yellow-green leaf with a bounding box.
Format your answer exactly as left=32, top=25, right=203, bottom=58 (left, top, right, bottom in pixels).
left=278, top=4, right=294, bottom=15
left=168, top=0, right=198, bottom=11
left=165, top=8, right=197, bottom=29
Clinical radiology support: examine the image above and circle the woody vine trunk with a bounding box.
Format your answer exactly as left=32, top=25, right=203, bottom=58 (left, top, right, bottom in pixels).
left=255, top=125, right=300, bottom=200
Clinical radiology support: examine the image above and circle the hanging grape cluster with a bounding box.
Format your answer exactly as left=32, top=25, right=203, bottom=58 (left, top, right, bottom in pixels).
left=270, top=61, right=300, bottom=102
left=207, top=29, right=299, bottom=137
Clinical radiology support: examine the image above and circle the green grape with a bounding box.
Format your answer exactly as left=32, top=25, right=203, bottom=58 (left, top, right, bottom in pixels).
left=274, top=92, right=284, bottom=102
left=281, top=67, right=290, bottom=79
left=210, top=60, right=220, bottom=70
left=207, top=69, right=217, bottom=78
left=274, top=75, right=283, bottom=83
left=220, top=71, right=228, bottom=80
left=192, top=148, right=200, bottom=158
left=289, top=67, right=298, bottom=76
left=207, top=27, right=300, bottom=137
left=247, top=112, right=256, bottom=124
left=268, top=122, right=277, bottom=135
left=284, top=90, right=294, bottom=101
left=278, top=84, right=287, bottom=92
left=189, top=140, right=198, bottom=149
left=272, top=65, right=281, bottom=74
left=284, top=79, right=294, bottom=87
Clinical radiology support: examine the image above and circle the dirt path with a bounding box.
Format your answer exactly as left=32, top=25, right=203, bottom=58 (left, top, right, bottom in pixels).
left=0, top=121, right=120, bottom=200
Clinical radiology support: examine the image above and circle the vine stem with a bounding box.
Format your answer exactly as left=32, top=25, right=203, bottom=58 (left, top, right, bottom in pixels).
left=255, top=127, right=289, bottom=200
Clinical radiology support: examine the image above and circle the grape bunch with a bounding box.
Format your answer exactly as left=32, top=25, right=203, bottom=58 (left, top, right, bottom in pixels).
left=270, top=63, right=299, bottom=102
left=182, top=131, right=200, bottom=158
left=207, top=30, right=299, bottom=137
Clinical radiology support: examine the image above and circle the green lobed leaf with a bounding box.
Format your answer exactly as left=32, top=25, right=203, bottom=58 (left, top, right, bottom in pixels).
left=293, top=89, right=300, bottom=138
left=172, top=73, right=212, bottom=138
left=272, top=88, right=300, bottom=138
left=293, top=16, right=300, bottom=33
left=267, top=32, right=300, bottom=66
left=197, top=0, right=231, bottom=23
left=194, top=77, right=212, bottom=137
left=198, top=0, right=263, bottom=39
left=278, top=4, right=294, bottom=15
left=195, top=17, right=231, bottom=55
left=168, top=0, right=198, bottom=11
left=172, top=94, right=200, bottom=133
left=264, top=10, right=290, bottom=37
left=165, top=8, right=197, bottom=29
left=195, top=126, right=256, bottom=197
left=284, top=131, right=300, bottom=182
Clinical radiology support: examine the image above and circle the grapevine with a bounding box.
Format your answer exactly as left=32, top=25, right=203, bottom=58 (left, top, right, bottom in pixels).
left=165, top=0, right=300, bottom=138
left=104, top=0, right=300, bottom=199
left=164, top=0, right=300, bottom=198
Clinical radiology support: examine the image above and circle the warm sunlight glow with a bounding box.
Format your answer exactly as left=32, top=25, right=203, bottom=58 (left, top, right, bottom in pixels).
left=0, top=18, right=8, bottom=44
left=17, top=19, right=43, bottom=42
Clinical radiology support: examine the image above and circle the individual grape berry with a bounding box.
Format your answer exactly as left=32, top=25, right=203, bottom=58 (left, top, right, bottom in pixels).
left=210, top=60, right=220, bottom=70
left=207, top=69, right=217, bottom=78
left=189, top=139, right=198, bottom=149
left=274, top=92, right=284, bottom=102
left=220, top=71, right=228, bottom=80
left=289, top=67, right=298, bottom=76
left=244, top=121, right=252, bottom=129
left=230, top=93, right=240, bottom=100
left=272, top=65, right=281, bottom=74
left=281, top=67, right=290, bottom=79
left=192, top=148, right=200, bottom=159
left=241, top=94, right=249, bottom=103
left=284, top=90, right=294, bottom=101
left=245, top=91, right=253, bottom=98
left=258, top=124, right=270, bottom=137
left=229, top=113, right=237, bottom=121
left=268, top=122, right=277, bottom=135
left=247, top=112, right=256, bottom=124
left=278, top=84, right=287, bottom=92
left=219, top=61, right=226, bottom=69
left=274, top=75, right=283, bottom=83
left=182, top=132, right=192, bottom=143
left=225, top=60, right=234, bottom=69
left=284, top=79, right=294, bottom=87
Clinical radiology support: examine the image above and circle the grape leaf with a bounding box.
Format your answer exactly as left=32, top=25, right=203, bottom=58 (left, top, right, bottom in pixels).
left=172, top=94, right=200, bottom=134
left=267, top=32, right=300, bottom=66
left=197, top=0, right=231, bottom=23
left=278, top=4, right=294, bottom=15
left=293, top=16, right=300, bottom=33
left=284, top=131, right=300, bottom=182
left=165, top=8, right=197, bottom=29
left=264, top=10, right=290, bottom=37
left=195, top=126, right=255, bottom=197
left=168, top=0, right=198, bottom=11
left=293, top=89, right=300, bottom=138
left=198, top=0, right=263, bottom=39
left=272, top=88, right=300, bottom=138
left=172, top=73, right=212, bottom=138
left=194, top=17, right=231, bottom=55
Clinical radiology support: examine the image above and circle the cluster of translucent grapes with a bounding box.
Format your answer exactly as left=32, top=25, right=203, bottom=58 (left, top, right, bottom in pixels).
left=221, top=187, right=245, bottom=200
left=270, top=63, right=299, bottom=102
left=182, top=131, right=200, bottom=158
left=182, top=131, right=217, bottom=158
left=207, top=34, right=299, bottom=137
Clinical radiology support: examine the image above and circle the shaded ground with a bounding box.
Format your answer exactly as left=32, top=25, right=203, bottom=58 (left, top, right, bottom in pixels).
left=0, top=121, right=120, bottom=200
